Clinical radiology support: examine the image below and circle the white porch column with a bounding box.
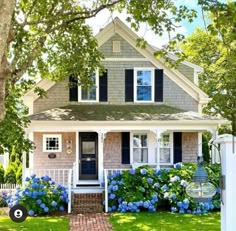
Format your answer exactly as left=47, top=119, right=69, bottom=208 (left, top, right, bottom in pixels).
left=22, top=152, right=26, bottom=185
left=209, top=129, right=219, bottom=163
left=28, top=132, right=34, bottom=169
left=97, top=130, right=108, bottom=183
left=198, top=132, right=202, bottom=157
left=3, top=151, right=9, bottom=170
left=151, top=129, right=166, bottom=169
left=215, top=134, right=236, bottom=231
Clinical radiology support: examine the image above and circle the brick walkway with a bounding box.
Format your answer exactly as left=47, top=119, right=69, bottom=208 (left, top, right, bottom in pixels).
left=69, top=213, right=113, bottom=231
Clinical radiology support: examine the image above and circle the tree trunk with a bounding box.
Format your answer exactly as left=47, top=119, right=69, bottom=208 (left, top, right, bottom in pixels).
left=0, top=0, right=15, bottom=121
left=0, top=74, right=6, bottom=121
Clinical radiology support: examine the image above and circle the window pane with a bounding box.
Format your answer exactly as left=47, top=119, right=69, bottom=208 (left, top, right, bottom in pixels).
left=160, top=134, right=170, bottom=148
left=81, top=86, right=96, bottom=100
left=81, top=73, right=96, bottom=100
left=46, top=137, right=59, bottom=150
left=137, top=86, right=151, bottom=101
left=133, top=135, right=141, bottom=148
left=137, top=71, right=151, bottom=86
left=160, top=148, right=170, bottom=163
left=82, top=141, right=95, bottom=154
left=141, top=135, right=147, bottom=147
left=133, top=148, right=148, bottom=163
left=133, top=134, right=147, bottom=147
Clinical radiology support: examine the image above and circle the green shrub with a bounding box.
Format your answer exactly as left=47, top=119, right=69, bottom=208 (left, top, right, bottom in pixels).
left=16, top=164, right=22, bottom=185
left=0, top=164, right=4, bottom=184
left=4, top=164, right=16, bottom=184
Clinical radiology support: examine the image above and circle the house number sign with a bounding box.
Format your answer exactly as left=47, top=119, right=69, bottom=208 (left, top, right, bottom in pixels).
left=48, top=153, right=56, bottom=159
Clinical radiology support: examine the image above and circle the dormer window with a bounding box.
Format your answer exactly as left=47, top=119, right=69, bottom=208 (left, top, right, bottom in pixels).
left=134, top=68, right=154, bottom=102
left=79, top=71, right=99, bottom=102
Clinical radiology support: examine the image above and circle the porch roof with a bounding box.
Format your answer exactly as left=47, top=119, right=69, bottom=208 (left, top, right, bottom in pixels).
left=29, top=105, right=224, bottom=122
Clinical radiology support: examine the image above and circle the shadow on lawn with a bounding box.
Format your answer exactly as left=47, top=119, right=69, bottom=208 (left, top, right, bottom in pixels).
left=0, top=216, right=69, bottom=231
left=110, top=211, right=220, bottom=231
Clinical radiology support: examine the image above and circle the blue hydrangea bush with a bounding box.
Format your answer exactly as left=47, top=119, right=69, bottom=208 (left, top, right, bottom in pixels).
left=0, top=191, right=8, bottom=207
left=107, top=164, right=221, bottom=214
left=7, top=174, right=68, bottom=216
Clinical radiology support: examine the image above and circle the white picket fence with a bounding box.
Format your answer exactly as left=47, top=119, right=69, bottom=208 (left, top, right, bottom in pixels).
left=0, top=184, right=21, bottom=190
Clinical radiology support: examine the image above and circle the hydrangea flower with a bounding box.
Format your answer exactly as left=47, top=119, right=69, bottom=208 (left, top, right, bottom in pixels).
left=109, top=194, right=116, bottom=200
left=140, top=169, right=147, bottom=175
left=129, top=169, right=135, bottom=175
left=171, top=207, right=177, bottom=212
left=51, top=201, right=57, bottom=207
left=164, top=192, right=169, bottom=200
left=180, top=180, right=188, bottom=188
left=174, top=163, right=182, bottom=170
left=170, top=176, right=180, bottom=183
left=40, top=203, right=46, bottom=209
left=36, top=199, right=42, bottom=205
left=44, top=207, right=49, bottom=213
left=154, top=183, right=160, bottom=188
left=112, top=185, right=119, bottom=191
left=170, top=193, right=176, bottom=200
left=59, top=206, right=65, bottom=211
left=28, top=210, right=35, bottom=216
left=161, top=184, right=169, bottom=192
left=147, top=178, right=153, bottom=184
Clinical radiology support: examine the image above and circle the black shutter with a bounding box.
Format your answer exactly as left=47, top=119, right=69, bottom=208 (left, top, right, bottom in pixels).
left=121, top=132, right=130, bottom=164
left=155, top=69, right=163, bottom=102
left=69, top=75, right=78, bottom=101
left=125, top=69, right=134, bottom=102
left=174, top=132, right=182, bottom=163
left=99, top=70, right=108, bottom=102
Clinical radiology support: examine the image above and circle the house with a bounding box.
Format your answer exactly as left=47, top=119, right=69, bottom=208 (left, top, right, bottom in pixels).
left=22, top=18, right=227, bottom=213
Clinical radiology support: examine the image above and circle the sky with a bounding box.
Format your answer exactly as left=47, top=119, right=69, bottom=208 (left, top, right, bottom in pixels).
left=86, top=1, right=205, bottom=48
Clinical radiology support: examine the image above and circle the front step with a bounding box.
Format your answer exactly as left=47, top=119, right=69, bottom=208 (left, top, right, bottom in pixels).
left=72, top=193, right=104, bottom=213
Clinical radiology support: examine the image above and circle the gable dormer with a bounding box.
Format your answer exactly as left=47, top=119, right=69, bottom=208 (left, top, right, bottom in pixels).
left=24, top=18, right=209, bottom=115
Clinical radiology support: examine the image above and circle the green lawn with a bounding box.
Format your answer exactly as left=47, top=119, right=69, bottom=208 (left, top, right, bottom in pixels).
left=110, top=212, right=220, bottom=231
left=0, top=216, right=69, bottom=231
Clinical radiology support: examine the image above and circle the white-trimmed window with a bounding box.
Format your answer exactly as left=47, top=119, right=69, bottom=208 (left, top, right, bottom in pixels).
left=134, top=68, right=154, bottom=102
left=43, top=134, right=62, bottom=152
left=159, top=133, right=173, bottom=164
left=132, top=133, right=148, bottom=163
left=79, top=71, right=99, bottom=102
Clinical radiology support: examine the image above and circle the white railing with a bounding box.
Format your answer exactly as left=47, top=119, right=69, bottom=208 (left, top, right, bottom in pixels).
left=0, top=184, right=21, bottom=190
left=29, top=168, right=73, bottom=213
left=72, top=162, right=77, bottom=188
left=29, top=168, right=71, bottom=186
left=104, top=169, right=129, bottom=213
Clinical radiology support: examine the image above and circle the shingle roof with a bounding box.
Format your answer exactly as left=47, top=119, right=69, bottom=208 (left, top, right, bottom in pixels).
left=29, top=105, right=222, bottom=121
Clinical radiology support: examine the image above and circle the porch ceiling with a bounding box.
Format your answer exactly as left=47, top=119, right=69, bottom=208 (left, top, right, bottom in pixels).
left=29, top=104, right=224, bottom=122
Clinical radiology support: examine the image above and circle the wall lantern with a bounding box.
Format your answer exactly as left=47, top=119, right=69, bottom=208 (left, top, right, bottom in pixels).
left=186, top=156, right=217, bottom=202
left=66, top=138, right=73, bottom=155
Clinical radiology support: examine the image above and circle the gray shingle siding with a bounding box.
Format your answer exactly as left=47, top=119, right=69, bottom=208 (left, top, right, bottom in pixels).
left=163, top=75, right=198, bottom=111
left=177, top=63, right=194, bottom=83
left=33, top=34, right=199, bottom=113
left=99, top=33, right=144, bottom=58
left=102, top=60, right=155, bottom=103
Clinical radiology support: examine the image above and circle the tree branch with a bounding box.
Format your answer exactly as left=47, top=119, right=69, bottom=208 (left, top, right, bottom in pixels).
left=23, top=0, right=121, bottom=26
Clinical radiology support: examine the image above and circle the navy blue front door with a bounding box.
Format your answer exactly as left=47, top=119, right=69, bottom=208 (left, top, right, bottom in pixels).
left=79, top=132, right=98, bottom=180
